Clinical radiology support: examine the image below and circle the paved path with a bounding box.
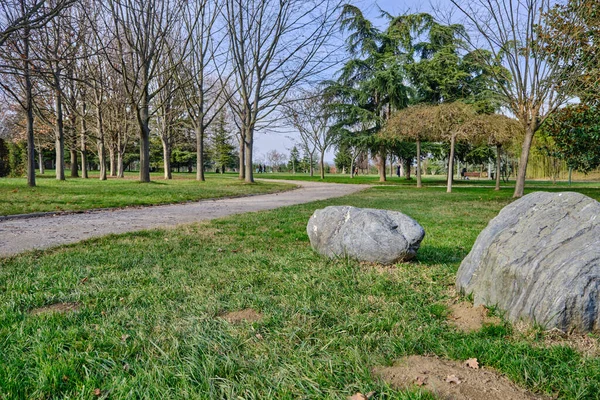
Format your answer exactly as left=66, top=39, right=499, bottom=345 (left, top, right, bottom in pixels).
left=0, top=180, right=366, bottom=257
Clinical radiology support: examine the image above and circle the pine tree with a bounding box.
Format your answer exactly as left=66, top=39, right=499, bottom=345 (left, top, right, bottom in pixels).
left=334, top=144, right=352, bottom=173
left=211, top=109, right=236, bottom=173
left=287, top=146, right=300, bottom=173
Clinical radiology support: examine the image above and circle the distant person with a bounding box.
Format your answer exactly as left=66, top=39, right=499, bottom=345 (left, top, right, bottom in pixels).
left=396, top=164, right=400, bottom=177
left=461, top=167, right=468, bottom=180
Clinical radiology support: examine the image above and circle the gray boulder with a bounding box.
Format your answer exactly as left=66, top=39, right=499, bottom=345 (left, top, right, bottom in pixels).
left=457, top=191, right=600, bottom=333
left=307, top=206, right=425, bottom=265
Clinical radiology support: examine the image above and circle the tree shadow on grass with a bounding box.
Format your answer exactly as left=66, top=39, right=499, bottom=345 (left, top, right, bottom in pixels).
left=415, top=244, right=470, bottom=268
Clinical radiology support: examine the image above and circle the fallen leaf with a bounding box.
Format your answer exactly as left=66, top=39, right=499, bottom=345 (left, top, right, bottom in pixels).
left=93, top=388, right=101, bottom=396
left=414, top=375, right=428, bottom=386
left=62, top=375, right=69, bottom=382
left=466, top=358, right=479, bottom=369
left=255, top=333, right=263, bottom=340
left=123, top=363, right=130, bottom=371
left=217, top=248, right=224, bottom=252
left=445, top=374, right=462, bottom=384
left=80, top=277, right=88, bottom=284
left=121, top=334, right=130, bottom=342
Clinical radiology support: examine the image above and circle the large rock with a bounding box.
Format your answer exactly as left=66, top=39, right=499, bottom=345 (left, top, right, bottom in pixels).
left=307, top=206, right=425, bottom=265
left=457, top=191, right=600, bottom=332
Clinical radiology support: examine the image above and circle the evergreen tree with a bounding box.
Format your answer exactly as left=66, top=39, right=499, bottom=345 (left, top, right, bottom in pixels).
left=334, top=144, right=352, bottom=173
left=299, top=149, right=316, bottom=173
left=211, top=109, right=236, bottom=173
left=287, top=146, right=300, bottom=173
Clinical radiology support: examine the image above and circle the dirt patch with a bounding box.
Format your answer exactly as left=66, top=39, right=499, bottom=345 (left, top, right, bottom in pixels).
left=448, top=302, right=501, bottom=332
left=220, top=308, right=263, bottom=324
left=30, top=302, right=80, bottom=315
left=373, top=355, right=551, bottom=400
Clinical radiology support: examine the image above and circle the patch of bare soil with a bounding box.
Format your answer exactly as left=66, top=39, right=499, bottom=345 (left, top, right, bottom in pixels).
left=373, top=355, right=551, bottom=400
left=30, top=302, right=80, bottom=315
left=220, top=308, right=263, bottom=324
left=448, top=302, right=501, bottom=332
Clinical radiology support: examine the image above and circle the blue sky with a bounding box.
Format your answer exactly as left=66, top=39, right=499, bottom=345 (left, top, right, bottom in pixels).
left=254, top=0, right=455, bottom=164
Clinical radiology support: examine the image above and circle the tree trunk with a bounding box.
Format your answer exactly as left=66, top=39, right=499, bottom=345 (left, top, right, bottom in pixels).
left=320, top=150, right=325, bottom=179
left=447, top=135, right=456, bottom=193
left=69, top=88, right=78, bottom=178
left=416, top=138, right=422, bottom=188
left=117, top=150, right=124, bottom=178
left=97, top=139, right=107, bottom=181
left=54, top=82, right=65, bottom=181
left=80, top=108, right=88, bottom=179
left=389, top=154, right=394, bottom=177
left=350, top=157, right=354, bottom=178
left=70, top=148, right=78, bottom=178
left=138, top=101, right=151, bottom=182
left=495, top=145, right=501, bottom=191
left=22, top=20, right=35, bottom=187
left=379, top=146, right=386, bottom=182
left=238, top=134, right=245, bottom=180
left=513, top=123, right=536, bottom=198
left=568, top=167, right=573, bottom=186
left=404, top=158, right=411, bottom=180
left=244, top=127, right=254, bottom=183
left=309, top=152, right=314, bottom=177
left=195, top=124, right=205, bottom=181
left=162, top=136, right=172, bottom=180
left=96, top=103, right=107, bottom=181
left=37, top=148, right=44, bottom=175
left=109, top=147, right=116, bottom=177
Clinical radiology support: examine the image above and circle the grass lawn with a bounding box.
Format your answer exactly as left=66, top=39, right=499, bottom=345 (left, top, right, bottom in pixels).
left=258, top=172, right=600, bottom=189
left=0, top=172, right=294, bottom=216
left=2, top=185, right=600, bottom=398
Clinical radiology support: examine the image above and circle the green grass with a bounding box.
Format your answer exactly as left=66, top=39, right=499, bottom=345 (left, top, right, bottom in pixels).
left=0, top=172, right=294, bottom=216
left=260, top=172, right=600, bottom=188
left=1, top=185, right=600, bottom=398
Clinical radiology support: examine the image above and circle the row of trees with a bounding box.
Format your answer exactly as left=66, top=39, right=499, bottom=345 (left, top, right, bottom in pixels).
left=2, top=0, right=598, bottom=197
left=0, top=0, right=343, bottom=187
left=286, top=0, right=598, bottom=197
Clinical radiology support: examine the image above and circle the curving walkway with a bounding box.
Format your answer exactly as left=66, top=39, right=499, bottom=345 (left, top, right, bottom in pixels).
left=0, top=180, right=366, bottom=257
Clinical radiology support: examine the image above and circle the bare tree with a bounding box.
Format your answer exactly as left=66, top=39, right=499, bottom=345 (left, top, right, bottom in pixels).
left=33, top=2, right=83, bottom=181
left=224, top=0, right=342, bottom=183
left=0, top=0, right=75, bottom=186
left=102, top=0, right=185, bottom=182
left=284, top=91, right=334, bottom=179
left=266, top=149, right=286, bottom=172
left=0, top=0, right=75, bottom=48
left=177, top=0, right=229, bottom=182
left=449, top=0, right=582, bottom=197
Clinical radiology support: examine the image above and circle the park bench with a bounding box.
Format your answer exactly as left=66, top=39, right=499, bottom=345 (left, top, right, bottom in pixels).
left=464, top=172, right=481, bottom=178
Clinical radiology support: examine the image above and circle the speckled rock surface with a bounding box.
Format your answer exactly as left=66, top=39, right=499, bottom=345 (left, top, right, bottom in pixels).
left=457, top=191, right=600, bottom=332
left=307, top=206, right=425, bottom=265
